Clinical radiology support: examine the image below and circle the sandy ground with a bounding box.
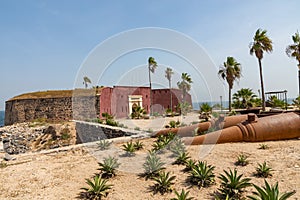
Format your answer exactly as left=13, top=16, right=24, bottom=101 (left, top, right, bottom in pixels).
left=1, top=137, right=299, bottom=200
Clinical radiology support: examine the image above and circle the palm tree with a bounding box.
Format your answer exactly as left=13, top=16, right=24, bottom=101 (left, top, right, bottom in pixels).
left=177, top=73, right=193, bottom=103
left=232, top=88, right=257, bottom=109
left=83, top=76, right=92, bottom=89
left=165, top=67, right=174, bottom=111
left=218, top=57, right=241, bottom=112
left=148, top=57, right=157, bottom=115
left=250, top=28, right=273, bottom=111
left=286, top=31, right=300, bottom=95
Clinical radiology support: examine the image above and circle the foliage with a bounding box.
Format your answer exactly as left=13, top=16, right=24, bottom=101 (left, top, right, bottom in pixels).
left=259, top=144, right=270, bottom=150
left=173, top=151, right=191, bottom=165
left=133, top=140, right=144, bottom=150
left=199, top=103, right=212, bottom=121
left=169, top=120, right=181, bottom=128
left=171, top=189, right=194, bottom=200
left=60, top=128, right=71, bottom=140
left=122, top=141, right=136, bottom=156
left=177, top=73, right=193, bottom=105
left=97, top=140, right=112, bottom=150
left=102, top=112, right=118, bottom=127
left=218, top=56, right=241, bottom=112
left=98, top=156, right=120, bottom=178
left=217, top=168, right=252, bottom=199
left=177, top=102, right=192, bottom=116
left=188, top=161, right=215, bottom=188
left=148, top=57, right=157, bottom=73
left=184, top=159, right=196, bottom=172
left=81, top=175, right=112, bottom=199
left=248, top=180, right=296, bottom=200
left=131, top=105, right=146, bottom=119
left=255, top=161, right=273, bottom=178
left=152, top=171, right=176, bottom=195
left=267, top=95, right=286, bottom=108
left=0, top=161, right=7, bottom=168
left=143, top=151, right=165, bottom=180
left=235, top=154, right=249, bottom=166
left=165, top=67, right=174, bottom=112
left=168, top=136, right=185, bottom=154
left=292, top=96, right=300, bottom=109
left=134, top=126, right=140, bottom=131
left=232, top=88, right=258, bottom=109
left=286, top=31, right=300, bottom=70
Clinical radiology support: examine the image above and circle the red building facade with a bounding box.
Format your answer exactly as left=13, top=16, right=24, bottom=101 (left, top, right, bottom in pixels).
left=99, top=86, right=192, bottom=118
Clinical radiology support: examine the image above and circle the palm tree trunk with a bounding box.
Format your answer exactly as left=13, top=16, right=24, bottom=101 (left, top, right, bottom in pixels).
left=258, top=58, right=266, bottom=111
left=229, top=88, right=232, bottom=112
left=169, top=80, right=172, bottom=111
left=148, top=66, right=152, bottom=115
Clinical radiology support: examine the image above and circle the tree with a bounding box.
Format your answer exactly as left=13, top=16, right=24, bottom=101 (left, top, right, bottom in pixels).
left=83, top=76, right=92, bottom=89
left=165, top=67, right=174, bottom=111
left=232, top=88, right=257, bottom=109
left=148, top=57, right=158, bottom=115
left=250, top=28, right=273, bottom=111
left=218, top=57, right=241, bottom=112
left=177, top=72, right=193, bottom=103
left=286, top=31, right=300, bottom=95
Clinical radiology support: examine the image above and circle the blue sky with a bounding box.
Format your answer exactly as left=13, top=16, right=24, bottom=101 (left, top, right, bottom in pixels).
left=1, top=0, right=300, bottom=110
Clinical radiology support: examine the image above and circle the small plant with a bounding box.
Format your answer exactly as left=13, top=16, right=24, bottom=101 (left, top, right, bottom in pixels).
left=259, top=143, right=269, bottom=150
left=122, top=141, right=136, bottom=156
left=98, top=156, right=120, bottom=178
left=143, top=151, right=165, bottom=180
left=217, top=168, right=252, bottom=199
left=188, top=161, right=215, bottom=188
left=146, top=128, right=153, bottom=133
left=60, top=127, right=71, bottom=140
left=169, top=136, right=185, bottom=155
left=133, top=140, right=144, bottom=150
left=97, top=140, right=112, bottom=150
left=152, top=140, right=167, bottom=153
left=169, top=120, right=181, bottom=128
left=81, top=175, right=112, bottom=199
left=255, top=161, right=273, bottom=178
left=152, top=171, right=176, bottom=195
left=184, top=159, right=196, bottom=172
left=0, top=161, right=7, bottom=168
left=171, top=189, right=194, bottom=200
left=235, top=154, right=249, bottom=166
left=173, top=151, right=191, bottom=165
left=134, top=126, right=141, bottom=131
left=248, top=180, right=296, bottom=200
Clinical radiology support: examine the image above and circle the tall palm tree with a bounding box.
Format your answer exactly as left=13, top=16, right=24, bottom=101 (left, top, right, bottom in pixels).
left=165, top=67, right=174, bottom=111
left=177, top=72, right=193, bottom=103
left=232, top=88, right=257, bottom=109
left=250, top=28, right=273, bottom=111
left=218, top=56, right=241, bottom=112
left=148, top=57, right=157, bottom=115
left=286, top=31, right=300, bottom=95
left=83, top=76, right=92, bottom=89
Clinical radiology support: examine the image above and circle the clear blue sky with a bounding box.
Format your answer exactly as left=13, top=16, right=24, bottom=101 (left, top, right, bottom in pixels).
left=1, top=0, right=300, bottom=110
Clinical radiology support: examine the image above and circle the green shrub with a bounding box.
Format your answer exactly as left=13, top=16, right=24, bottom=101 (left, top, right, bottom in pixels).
left=98, top=156, right=120, bottom=178
left=235, top=154, right=249, bottom=166
left=184, top=159, right=196, bottom=172
left=97, top=140, right=112, bottom=150
left=188, top=161, right=215, bottom=188
left=248, top=180, right=296, bottom=200
left=152, top=171, right=176, bottom=194
left=81, top=175, right=112, bottom=199
left=122, top=141, right=136, bottom=156
left=133, top=140, right=144, bottom=150
left=171, top=189, right=194, bottom=200
left=173, top=151, right=190, bottom=165
left=255, top=161, right=273, bottom=178
left=143, top=151, right=165, bottom=180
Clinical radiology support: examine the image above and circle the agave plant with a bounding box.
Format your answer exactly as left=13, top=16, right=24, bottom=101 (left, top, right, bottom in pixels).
left=81, top=175, right=112, bottom=199
left=259, top=143, right=269, bottom=150
left=152, top=171, right=176, bottom=194
left=235, top=154, right=249, bottom=166
left=217, top=168, right=251, bottom=199
left=171, top=189, right=194, bottom=200
left=97, top=140, right=112, bottom=150
left=152, top=140, right=167, bottom=153
left=188, top=161, right=215, bottom=188
left=122, top=141, right=136, bottom=156
left=169, top=136, right=186, bottom=155
left=248, top=180, right=296, bottom=200
left=255, top=161, right=273, bottom=178
left=173, top=151, right=191, bottom=165
left=133, top=140, right=144, bottom=150
left=143, top=151, right=165, bottom=180
left=184, top=159, right=196, bottom=172
left=98, top=156, right=120, bottom=178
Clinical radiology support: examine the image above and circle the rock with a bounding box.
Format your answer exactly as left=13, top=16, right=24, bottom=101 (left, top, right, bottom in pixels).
left=3, top=153, right=16, bottom=161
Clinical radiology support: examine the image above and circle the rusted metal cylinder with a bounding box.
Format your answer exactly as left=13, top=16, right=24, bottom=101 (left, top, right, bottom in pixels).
left=183, top=112, right=300, bottom=145
left=154, top=114, right=248, bottom=137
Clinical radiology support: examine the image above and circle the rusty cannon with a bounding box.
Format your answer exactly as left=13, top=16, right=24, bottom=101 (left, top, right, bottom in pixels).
left=182, top=112, right=300, bottom=145
left=154, top=114, right=248, bottom=137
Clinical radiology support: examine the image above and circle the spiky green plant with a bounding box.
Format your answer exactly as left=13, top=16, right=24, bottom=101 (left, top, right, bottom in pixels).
left=169, top=136, right=185, bottom=154
left=98, top=156, right=120, bottom=178
left=184, top=159, right=196, bottom=172
left=173, top=151, right=191, bottom=165
left=81, top=175, right=112, bottom=199
left=97, top=140, right=112, bottom=150
left=152, top=140, right=167, bottom=153
left=143, top=151, right=165, bottom=180
left=171, top=189, right=194, bottom=200
left=217, top=168, right=252, bottom=199
left=188, top=161, right=215, bottom=188
left=122, top=141, right=136, bottom=156
left=255, top=161, right=273, bottom=178
left=152, top=171, right=176, bottom=194
left=259, top=143, right=269, bottom=150
left=248, top=180, right=296, bottom=200
left=133, top=140, right=144, bottom=150
left=235, top=154, right=249, bottom=166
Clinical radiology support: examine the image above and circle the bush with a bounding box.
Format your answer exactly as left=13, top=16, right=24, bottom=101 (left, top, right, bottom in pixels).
left=81, top=175, right=112, bottom=199
left=235, top=154, right=249, bottom=166
left=122, top=141, right=136, bottom=156
left=171, top=189, right=194, bottom=200
left=255, top=161, right=273, bottom=178
left=188, top=161, right=215, bottom=188
left=98, top=156, right=120, bottom=178
left=142, top=151, right=165, bottom=180
left=97, top=140, right=112, bottom=150
left=152, top=171, right=176, bottom=195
